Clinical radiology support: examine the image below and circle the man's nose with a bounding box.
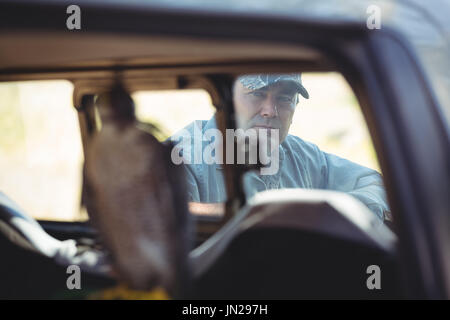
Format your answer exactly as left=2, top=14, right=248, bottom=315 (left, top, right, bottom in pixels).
left=259, top=99, right=278, bottom=118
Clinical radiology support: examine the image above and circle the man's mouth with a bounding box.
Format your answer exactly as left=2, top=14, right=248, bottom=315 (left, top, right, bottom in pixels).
left=252, top=125, right=276, bottom=129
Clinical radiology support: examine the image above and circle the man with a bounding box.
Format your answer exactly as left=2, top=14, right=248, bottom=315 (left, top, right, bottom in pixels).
left=171, top=74, right=390, bottom=221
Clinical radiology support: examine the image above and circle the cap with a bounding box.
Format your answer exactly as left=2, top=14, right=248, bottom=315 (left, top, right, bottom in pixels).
left=238, top=73, right=309, bottom=99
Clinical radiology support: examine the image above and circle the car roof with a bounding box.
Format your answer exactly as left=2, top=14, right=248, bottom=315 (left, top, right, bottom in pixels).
left=1, top=0, right=449, bottom=125
left=2, top=0, right=449, bottom=73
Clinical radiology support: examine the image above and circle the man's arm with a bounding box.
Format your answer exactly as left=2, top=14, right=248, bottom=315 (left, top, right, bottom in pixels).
left=322, top=151, right=390, bottom=221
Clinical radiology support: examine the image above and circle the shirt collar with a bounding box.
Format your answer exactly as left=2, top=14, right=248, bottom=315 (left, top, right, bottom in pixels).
left=204, top=116, right=218, bottom=131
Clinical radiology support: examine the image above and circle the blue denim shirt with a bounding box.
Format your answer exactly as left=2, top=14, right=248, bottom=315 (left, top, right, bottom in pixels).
left=170, top=117, right=389, bottom=221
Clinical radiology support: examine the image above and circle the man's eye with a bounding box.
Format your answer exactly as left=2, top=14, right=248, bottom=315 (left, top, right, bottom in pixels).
left=250, top=91, right=265, bottom=98
left=277, top=96, right=293, bottom=102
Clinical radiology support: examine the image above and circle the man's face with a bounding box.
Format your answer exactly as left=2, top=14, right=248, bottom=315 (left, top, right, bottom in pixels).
left=233, top=80, right=298, bottom=143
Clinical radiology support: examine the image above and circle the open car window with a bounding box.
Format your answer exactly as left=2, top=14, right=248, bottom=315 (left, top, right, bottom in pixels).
left=234, top=72, right=390, bottom=222
left=0, top=73, right=391, bottom=225
left=132, top=88, right=222, bottom=216
left=130, top=72, right=390, bottom=224
left=0, top=80, right=86, bottom=221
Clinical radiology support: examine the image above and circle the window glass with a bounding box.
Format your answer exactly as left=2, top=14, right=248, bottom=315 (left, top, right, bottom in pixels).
left=233, top=72, right=389, bottom=222
left=0, top=75, right=389, bottom=222
left=133, top=89, right=221, bottom=216
left=289, top=73, right=379, bottom=171
left=133, top=89, right=215, bottom=141
left=158, top=72, right=389, bottom=221
left=133, top=73, right=389, bottom=221
left=0, top=80, right=85, bottom=221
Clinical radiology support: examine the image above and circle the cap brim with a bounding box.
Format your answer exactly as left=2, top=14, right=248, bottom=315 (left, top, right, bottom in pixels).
left=294, top=83, right=309, bottom=99
left=271, top=80, right=309, bottom=99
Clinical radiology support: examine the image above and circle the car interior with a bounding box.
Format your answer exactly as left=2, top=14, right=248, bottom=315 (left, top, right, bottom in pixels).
left=1, top=1, right=449, bottom=300
left=0, top=165, right=401, bottom=299
left=0, top=68, right=403, bottom=299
